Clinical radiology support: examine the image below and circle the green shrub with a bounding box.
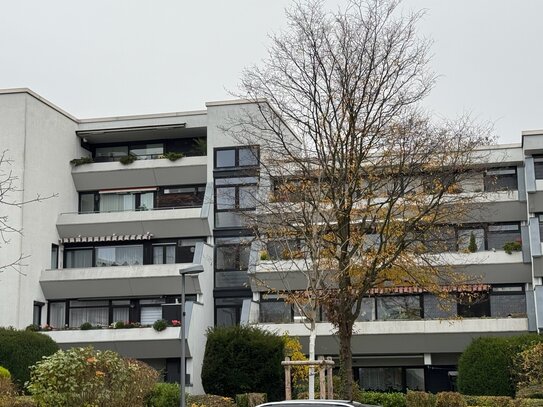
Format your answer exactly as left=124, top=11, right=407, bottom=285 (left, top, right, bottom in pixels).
left=0, top=327, right=59, bottom=389
left=27, top=346, right=158, bottom=407
left=235, top=393, right=267, bottom=407
left=517, top=384, right=543, bottom=400
left=458, top=335, right=543, bottom=397
left=356, top=391, right=406, bottom=407
left=24, top=325, right=40, bottom=332
left=11, top=396, right=38, bottom=406
left=468, top=232, right=477, bottom=253
left=162, top=152, right=185, bottom=161
left=120, top=154, right=137, bottom=165
left=463, top=395, right=513, bottom=406
left=146, top=382, right=179, bottom=407
left=0, top=367, right=10, bottom=379
left=153, top=319, right=168, bottom=332
left=79, top=322, right=93, bottom=330
left=435, top=392, right=466, bottom=407
left=503, top=240, right=522, bottom=254
left=202, top=326, right=284, bottom=401
left=188, top=394, right=236, bottom=407
left=406, top=391, right=435, bottom=407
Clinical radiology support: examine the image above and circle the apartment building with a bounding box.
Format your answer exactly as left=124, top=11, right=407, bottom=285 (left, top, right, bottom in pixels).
left=0, top=88, right=541, bottom=394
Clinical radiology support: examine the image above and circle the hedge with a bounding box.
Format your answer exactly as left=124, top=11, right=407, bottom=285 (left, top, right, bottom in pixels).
left=457, top=334, right=543, bottom=397
left=355, top=391, right=406, bottom=407
left=0, top=328, right=59, bottom=389
left=201, top=326, right=284, bottom=401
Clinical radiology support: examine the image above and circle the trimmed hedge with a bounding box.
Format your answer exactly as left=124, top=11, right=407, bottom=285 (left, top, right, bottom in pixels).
left=435, top=392, right=466, bottom=407
left=356, top=391, right=406, bottom=407
left=0, top=328, right=59, bottom=389
left=187, top=395, right=236, bottom=407
left=201, top=326, right=284, bottom=401
left=458, top=334, right=543, bottom=397
left=235, top=393, right=267, bottom=407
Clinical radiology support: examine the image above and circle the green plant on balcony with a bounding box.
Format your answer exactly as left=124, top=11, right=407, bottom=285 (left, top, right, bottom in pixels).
left=503, top=240, right=522, bottom=254
left=260, top=251, right=270, bottom=261
left=468, top=232, right=478, bottom=253
left=153, top=319, right=168, bottom=332
left=192, top=137, right=207, bottom=156
left=70, top=156, right=93, bottom=166
left=119, top=154, right=137, bottom=165
left=79, top=322, right=93, bottom=330
left=162, top=151, right=185, bottom=161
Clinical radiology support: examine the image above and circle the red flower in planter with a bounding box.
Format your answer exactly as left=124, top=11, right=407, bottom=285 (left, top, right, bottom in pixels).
left=171, top=320, right=181, bottom=326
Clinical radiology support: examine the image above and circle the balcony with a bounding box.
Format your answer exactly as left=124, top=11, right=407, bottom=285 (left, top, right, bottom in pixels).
left=40, top=263, right=204, bottom=299
left=256, top=317, right=528, bottom=355
left=71, top=155, right=207, bottom=191
left=56, top=203, right=211, bottom=240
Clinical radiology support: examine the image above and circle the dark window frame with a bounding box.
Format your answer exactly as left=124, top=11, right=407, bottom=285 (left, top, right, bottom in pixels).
left=214, top=145, right=260, bottom=169
left=483, top=166, right=518, bottom=192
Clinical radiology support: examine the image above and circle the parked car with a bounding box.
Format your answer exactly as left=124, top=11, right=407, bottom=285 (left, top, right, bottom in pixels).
left=257, top=401, right=379, bottom=407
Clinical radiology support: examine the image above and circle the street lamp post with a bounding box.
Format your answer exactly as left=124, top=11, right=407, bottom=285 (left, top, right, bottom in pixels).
left=179, top=266, right=204, bottom=407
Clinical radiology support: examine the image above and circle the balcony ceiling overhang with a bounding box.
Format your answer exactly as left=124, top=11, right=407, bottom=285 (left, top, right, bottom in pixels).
left=76, top=125, right=206, bottom=144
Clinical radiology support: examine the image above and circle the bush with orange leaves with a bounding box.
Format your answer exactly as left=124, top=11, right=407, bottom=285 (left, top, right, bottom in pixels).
left=26, top=346, right=158, bottom=407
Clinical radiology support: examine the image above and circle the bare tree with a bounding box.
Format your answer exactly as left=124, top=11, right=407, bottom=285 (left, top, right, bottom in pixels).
left=230, top=0, right=493, bottom=398
left=0, top=150, right=56, bottom=273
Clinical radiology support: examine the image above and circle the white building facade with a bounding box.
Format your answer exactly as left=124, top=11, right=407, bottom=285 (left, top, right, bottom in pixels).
left=0, top=88, right=542, bottom=394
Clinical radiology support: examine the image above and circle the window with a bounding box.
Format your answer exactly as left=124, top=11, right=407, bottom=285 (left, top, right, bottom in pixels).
left=140, top=298, right=165, bottom=325
left=159, top=185, right=205, bottom=208
left=377, top=296, right=422, bottom=320
left=51, top=244, right=59, bottom=269
left=424, top=226, right=456, bottom=253
left=49, top=302, right=66, bottom=328
left=457, top=292, right=490, bottom=318
left=215, top=177, right=258, bottom=228
left=215, top=237, right=251, bottom=288
left=356, top=298, right=376, bottom=321
left=266, top=239, right=305, bottom=260
left=538, top=214, right=543, bottom=242
left=260, top=297, right=292, bottom=323
left=65, top=248, right=93, bottom=268
left=534, top=156, right=543, bottom=179
left=359, top=367, right=403, bottom=392
left=153, top=244, right=176, bottom=264
left=80, top=193, right=96, bottom=213
left=33, top=302, right=44, bottom=326
left=95, top=146, right=128, bottom=162
left=129, top=143, right=163, bottom=159
left=69, top=300, right=109, bottom=327
left=487, top=223, right=521, bottom=251
left=99, top=193, right=136, bottom=212
left=214, top=146, right=259, bottom=169
left=95, top=245, right=143, bottom=267
left=484, top=167, right=518, bottom=192
left=215, top=297, right=247, bottom=327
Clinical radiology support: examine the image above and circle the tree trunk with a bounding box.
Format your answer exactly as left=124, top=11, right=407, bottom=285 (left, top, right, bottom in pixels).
left=338, top=322, right=354, bottom=400
left=308, top=320, right=316, bottom=399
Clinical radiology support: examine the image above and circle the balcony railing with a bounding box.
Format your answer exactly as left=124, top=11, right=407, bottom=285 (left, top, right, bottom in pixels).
left=75, top=204, right=203, bottom=215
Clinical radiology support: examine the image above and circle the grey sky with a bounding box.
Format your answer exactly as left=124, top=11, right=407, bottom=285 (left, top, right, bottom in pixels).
left=0, top=0, right=541, bottom=143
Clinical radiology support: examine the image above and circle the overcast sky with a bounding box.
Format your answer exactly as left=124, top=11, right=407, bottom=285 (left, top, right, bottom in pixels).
left=0, top=0, right=541, bottom=143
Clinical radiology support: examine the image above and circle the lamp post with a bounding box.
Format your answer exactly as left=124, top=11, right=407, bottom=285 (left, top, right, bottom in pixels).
left=179, top=266, right=204, bottom=407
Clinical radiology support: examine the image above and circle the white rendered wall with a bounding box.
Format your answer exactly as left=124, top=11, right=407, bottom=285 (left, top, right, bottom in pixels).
left=0, top=92, right=81, bottom=328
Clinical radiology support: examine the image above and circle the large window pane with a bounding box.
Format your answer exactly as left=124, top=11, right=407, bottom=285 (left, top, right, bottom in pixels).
left=129, top=143, right=163, bottom=159
left=458, top=292, right=490, bottom=317
left=141, top=306, right=163, bottom=325
left=239, top=185, right=257, bottom=209
left=69, top=307, right=109, bottom=327
left=406, top=368, right=425, bottom=391
left=377, top=296, right=421, bottom=320
left=139, top=192, right=154, bottom=210
left=216, top=187, right=236, bottom=210
left=113, top=308, right=130, bottom=323
left=51, top=245, right=59, bottom=269
left=95, top=146, right=128, bottom=161
left=99, top=193, right=135, bottom=212
left=260, top=300, right=292, bottom=323
left=216, top=149, right=236, bottom=168
left=49, top=302, right=65, bottom=328
left=65, top=249, right=93, bottom=268
left=153, top=245, right=176, bottom=264
left=484, top=167, right=518, bottom=192
left=95, top=245, right=143, bottom=267
left=215, top=270, right=249, bottom=288
left=80, top=193, right=95, bottom=213
left=239, top=147, right=258, bottom=166
left=359, top=367, right=402, bottom=392
left=356, top=298, right=376, bottom=321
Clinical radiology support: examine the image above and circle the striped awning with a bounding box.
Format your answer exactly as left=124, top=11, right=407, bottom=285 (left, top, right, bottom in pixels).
left=368, top=284, right=490, bottom=295
left=60, top=233, right=153, bottom=244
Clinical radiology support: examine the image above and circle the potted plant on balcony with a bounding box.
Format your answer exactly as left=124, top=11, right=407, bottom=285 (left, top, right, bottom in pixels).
left=503, top=239, right=522, bottom=254
left=468, top=232, right=478, bottom=253
left=70, top=156, right=94, bottom=166
left=162, top=152, right=185, bottom=161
